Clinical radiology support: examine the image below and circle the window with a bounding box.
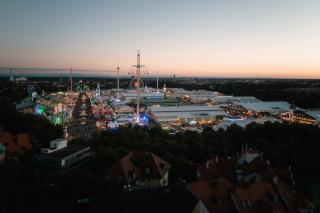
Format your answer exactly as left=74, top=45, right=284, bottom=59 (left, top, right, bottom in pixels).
left=159, top=162, right=165, bottom=169
left=145, top=168, right=151, bottom=175
left=128, top=170, right=135, bottom=178
left=272, top=196, right=279, bottom=204
left=241, top=200, right=252, bottom=208
left=216, top=199, right=223, bottom=207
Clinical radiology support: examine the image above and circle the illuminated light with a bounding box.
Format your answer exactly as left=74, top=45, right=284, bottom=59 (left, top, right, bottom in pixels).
left=54, top=117, right=63, bottom=125
left=136, top=114, right=149, bottom=126
left=189, top=120, right=197, bottom=126
left=107, top=121, right=119, bottom=131
left=35, top=104, right=46, bottom=115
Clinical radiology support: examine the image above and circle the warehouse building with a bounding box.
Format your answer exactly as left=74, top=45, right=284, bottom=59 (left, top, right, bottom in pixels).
left=33, top=140, right=91, bottom=170
left=228, top=101, right=295, bottom=116
left=281, top=110, right=320, bottom=126
left=150, top=105, right=227, bottom=123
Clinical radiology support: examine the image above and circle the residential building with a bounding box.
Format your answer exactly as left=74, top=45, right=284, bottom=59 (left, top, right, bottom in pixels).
left=188, top=150, right=314, bottom=213
left=0, top=143, right=5, bottom=161
left=40, top=138, right=67, bottom=153
left=110, top=151, right=171, bottom=190
left=0, top=132, right=32, bottom=156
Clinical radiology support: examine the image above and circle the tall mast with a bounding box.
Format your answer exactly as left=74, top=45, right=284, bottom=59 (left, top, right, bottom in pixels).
left=133, top=50, right=142, bottom=122
left=70, top=67, right=73, bottom=92
left=9, top=68, right=14, bottom=81
left=96, top=83, right=101, bottom=101
left=117, top=66, right=120, bottom=99
left=156, top=70, right=159, bottom=93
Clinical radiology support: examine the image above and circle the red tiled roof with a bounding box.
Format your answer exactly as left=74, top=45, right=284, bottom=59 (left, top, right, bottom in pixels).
left=110, top=151, right=171, bottom=184
left=16, top=133, right=32, bottom=151
left=274, top=179, right=298, bottom=213
left=232, top=181, right=286, bottom=213
left=247, top=157, right=268, bottom=173
left=0, top=132, right=32, bottom=156
left=261, top=166, right=278, bottom=178
left=274, top=168, right=293, bottom=186
left=191, top=151, right=315, bottom=213
left=294, top=193, right=315, bottom=210
left=198, top=157, right=235, bottom=181
left=187, top=178, right=235, bottom=213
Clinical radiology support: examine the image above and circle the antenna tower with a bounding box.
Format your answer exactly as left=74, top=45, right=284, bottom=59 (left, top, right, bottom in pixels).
left=133, top=50, right=143, bottom=122
left=117, top=66, right=120, bottom=99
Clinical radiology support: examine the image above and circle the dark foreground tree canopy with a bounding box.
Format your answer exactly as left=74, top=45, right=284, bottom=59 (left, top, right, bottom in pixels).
left=91, top=122, right=320, bottom=182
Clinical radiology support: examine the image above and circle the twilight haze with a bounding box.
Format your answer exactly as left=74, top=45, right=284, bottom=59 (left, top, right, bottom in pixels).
left=1, top=0, right=320, bottom=78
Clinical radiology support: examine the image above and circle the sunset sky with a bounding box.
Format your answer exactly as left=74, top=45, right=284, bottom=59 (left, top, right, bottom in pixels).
left=1, top=0, right=320, bottom=78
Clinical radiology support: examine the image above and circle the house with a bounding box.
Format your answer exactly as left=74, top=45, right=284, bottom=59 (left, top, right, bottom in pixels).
left=0, top=143, right=5, bottom=161
left=188, top=150, right=314, bottom=213
left=16, top=97, right=34, bottom=114
left=189, top=178, right=236, bottom=213
left=0, top=132, right=32, bottom=156
left=197, top=156, right=235, bottom=181
left=110, top=151, right=171, bottom=190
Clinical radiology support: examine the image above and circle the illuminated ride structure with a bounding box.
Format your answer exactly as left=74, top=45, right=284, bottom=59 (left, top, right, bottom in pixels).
left=74, top=81, right=90, bottom=93
left=95, top=83, right=101, bottom=101
left=34, top=103, right=46, bottom=116
left=128, top=50, right=149, bottom=124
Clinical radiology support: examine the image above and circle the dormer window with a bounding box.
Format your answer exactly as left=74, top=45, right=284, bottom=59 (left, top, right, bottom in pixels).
left=272, top=196, right=279, bottom=204
left=212, top=194, right=224, bottom=207
left=145, top=167, right=151, bottom=175
left=241, top=200, right=252, bottom=208
left=160, top=162, right=165, bottom=169
left=128, top=170, right=135, bottom=179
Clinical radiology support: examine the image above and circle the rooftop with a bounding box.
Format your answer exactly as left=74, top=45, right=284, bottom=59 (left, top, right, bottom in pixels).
left=110, top=151, right=171, bottom=184
left=34, top=145, right=90, bottom=161
left=242, top=101, right=292, bottom=112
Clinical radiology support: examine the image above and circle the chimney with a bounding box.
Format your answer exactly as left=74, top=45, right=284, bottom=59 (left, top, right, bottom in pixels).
left=266, top=160, right=270, bottom=166
left=272, top=177, right=278, bottom=185
left=197, top=168, right=200, bottom=178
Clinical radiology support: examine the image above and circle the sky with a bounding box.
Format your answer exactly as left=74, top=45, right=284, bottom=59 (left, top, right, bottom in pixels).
left=1, top=0, right=320, bottom=78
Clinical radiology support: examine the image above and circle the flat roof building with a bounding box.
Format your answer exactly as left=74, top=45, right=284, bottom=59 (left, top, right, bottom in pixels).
left=212, top=96, right=260, bottom=104
left=213, top=117, right=282, bottom=131
left=150, top=105, right=227, bottom=123
left=241, top=101, right=293, bottom=114
left=33, top=145, right=91, bottom=170
left=121, top=89, right=164, bottom=100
